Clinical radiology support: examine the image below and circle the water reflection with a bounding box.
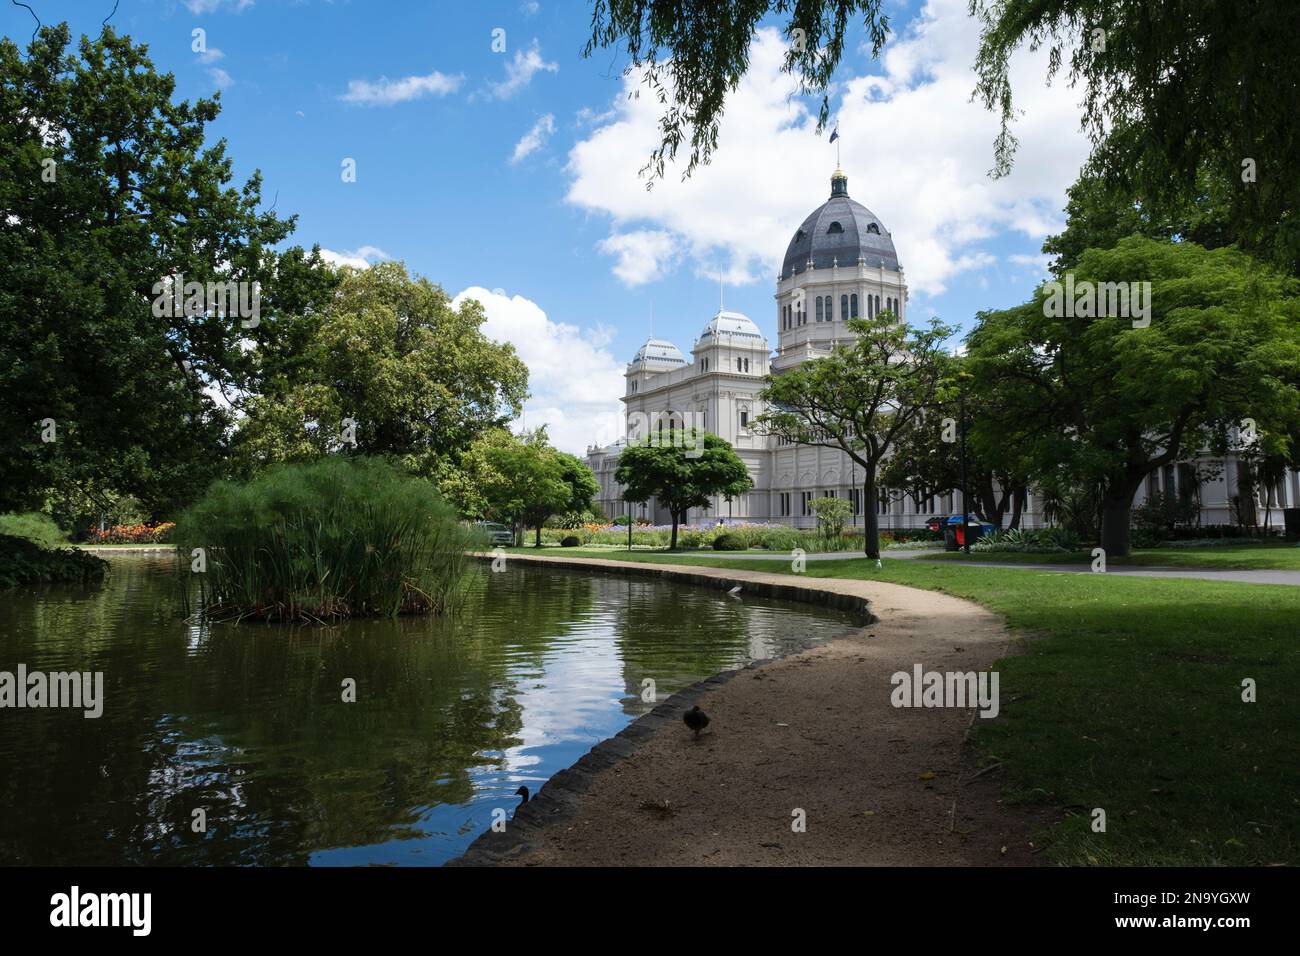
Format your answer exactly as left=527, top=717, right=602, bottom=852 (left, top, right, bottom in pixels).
left=0, top=555, right=856, bottom=866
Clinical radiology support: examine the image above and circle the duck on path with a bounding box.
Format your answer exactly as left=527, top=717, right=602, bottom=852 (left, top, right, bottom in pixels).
left=683, top=704, right=710, bottom=740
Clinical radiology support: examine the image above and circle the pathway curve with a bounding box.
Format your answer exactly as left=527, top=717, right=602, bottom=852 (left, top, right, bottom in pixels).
left=456, top=553, right=1043, bottom=867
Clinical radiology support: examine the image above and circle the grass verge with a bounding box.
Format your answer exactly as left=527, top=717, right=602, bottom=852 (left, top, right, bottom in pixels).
left=922, top=543, right=1300, bottom=571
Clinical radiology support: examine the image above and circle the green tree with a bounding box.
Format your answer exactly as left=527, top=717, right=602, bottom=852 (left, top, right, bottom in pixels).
left=757, top=314, right=956, bottom=558
left=554, top=450, right=602, bottom=520
left=462, top=430, right=600, bottom=546
left=614, top=431, right=753, bottom=549
left=1042, top=163, right=1236, bottom=277
left=0, top=25, right=297, bottom=514
left=480, top=440, right=570, bottom=548
left=810, top=495, right=851, bottom=544
left=235, top=262, right=529, bottom=475
left=966, top=237, right=1300, bottom=556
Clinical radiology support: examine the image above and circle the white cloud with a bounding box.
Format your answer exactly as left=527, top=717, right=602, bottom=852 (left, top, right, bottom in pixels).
left=453, top=286, right=627, bottom=455
left=487, top=40, right=558, bottom=99
left=319, top=245, right=390, bottom=269
left=340, top=70, right=464, bottom=106
left=510, top=113, right=556, bottom=164
left=1007, top=252, right=1052, bottom=275
left=520, top=1, right=540, bottom=16
left=208, top=67, right=234, bottom=89
left=565, top=0, right=1091, bottom=296
left=196, top=47, right=225, bottom=64
left=183, top=0, right=254, bottom=13
left=597, top=230, right=679, bottom=287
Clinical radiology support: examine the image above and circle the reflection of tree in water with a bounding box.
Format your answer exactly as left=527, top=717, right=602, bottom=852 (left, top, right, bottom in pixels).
left=608, top=576, right=754, bottom=718
left=0, top=561, right=598, bottom=866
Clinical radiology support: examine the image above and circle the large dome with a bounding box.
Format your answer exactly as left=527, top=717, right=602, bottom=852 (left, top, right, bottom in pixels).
left=780, top=170, right=900, bottom=280
left=632, top=337, right=688, bottom=368
left=698, top=309, right=764, bottom=343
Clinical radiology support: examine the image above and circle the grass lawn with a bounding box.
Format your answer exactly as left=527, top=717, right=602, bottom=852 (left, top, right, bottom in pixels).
left=512, top=546, right=1300, bottom=866
left=922, top=543, right=1300, bottom=571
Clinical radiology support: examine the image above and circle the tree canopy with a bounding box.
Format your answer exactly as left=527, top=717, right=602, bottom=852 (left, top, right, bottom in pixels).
left=972, top=0, right=1300, bottom=273
left=757, top=313, right=955, bottom=557
left=234, top=262, right=529, bottom=477
left=0, top=25, right=295, bottom=514
left=615, top=430, right=752, bottom=548
left=966, top=236, right=1300, bottom=555
left=585, top=0, right=889, bottom=180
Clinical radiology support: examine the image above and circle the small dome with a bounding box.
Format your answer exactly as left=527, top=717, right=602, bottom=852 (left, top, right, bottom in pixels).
left=632, top=337, right=687, bottom=368
left=699, top=309, right=764, bottom=343
left=780, top=170, right=900, bottom=280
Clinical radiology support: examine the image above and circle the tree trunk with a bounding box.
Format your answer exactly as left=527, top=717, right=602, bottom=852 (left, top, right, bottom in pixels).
left=669, top=510, right=679, bottom=550
left=1009, top=486, right=1025, bottom=530
left=1100, top=483, right=1140, bottom=557
left=862, top=471, right=881, bottom=560
left=534, top=524, right=541, bottom=548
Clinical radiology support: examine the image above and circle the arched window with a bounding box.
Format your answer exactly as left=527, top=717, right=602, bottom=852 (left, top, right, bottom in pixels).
left=815, top=297, right=824, bottom=322
left=850, top=294, right=859, bottom=318
left=867, top=295, right=874, bottom=318
left=875, top=294, right=881, bottom=315
left=840, top=294, right=848, bottom=321
left=827, top=221, right=844, bottom=234
left=866, top=223, right=880, bottom=235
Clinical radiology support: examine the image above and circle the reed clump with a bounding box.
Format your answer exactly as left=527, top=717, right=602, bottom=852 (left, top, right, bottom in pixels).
left=175, top=458, right=477, bottom=622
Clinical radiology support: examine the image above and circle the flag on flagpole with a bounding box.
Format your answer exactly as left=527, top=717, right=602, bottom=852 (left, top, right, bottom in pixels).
left=829, top=125, right=839, bottom=143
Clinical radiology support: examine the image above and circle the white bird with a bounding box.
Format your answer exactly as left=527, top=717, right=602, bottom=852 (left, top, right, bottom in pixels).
left=727, top=585, right=742, bottom=599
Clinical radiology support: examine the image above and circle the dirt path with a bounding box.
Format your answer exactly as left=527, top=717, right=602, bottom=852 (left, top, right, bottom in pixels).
left=458, top=554, right=1044, bottom=867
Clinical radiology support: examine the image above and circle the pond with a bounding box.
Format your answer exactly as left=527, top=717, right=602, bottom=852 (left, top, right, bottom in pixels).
left=0, top=554, right=860, bottom=866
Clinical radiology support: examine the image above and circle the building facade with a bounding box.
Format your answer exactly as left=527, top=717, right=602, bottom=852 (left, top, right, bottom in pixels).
left=587, top=169, right=1297, bottom=532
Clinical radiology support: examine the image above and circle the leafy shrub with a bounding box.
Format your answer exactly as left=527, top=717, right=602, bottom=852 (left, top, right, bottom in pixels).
left=560, top=535, right=581, bottom=547
left=1132, top=490, right=1199, bottom=544
left=0, top=534, right=107, bottom=589
left=972, top=527, right=1076, bottom=554
left=174, top=458, right=474, bottom=622
left=713, top=532, right=749, bottom=551
left=0, top=512, right=67, bottom=549
left=1130, top=527, right=1163, bottom=549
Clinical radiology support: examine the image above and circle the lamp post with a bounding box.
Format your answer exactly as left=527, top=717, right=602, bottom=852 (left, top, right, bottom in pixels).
left=959, top=372, right=971, bottom=554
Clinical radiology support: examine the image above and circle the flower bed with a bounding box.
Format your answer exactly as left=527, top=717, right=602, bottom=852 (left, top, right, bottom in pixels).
left=86, top=522, right=176, bottom=544
left=532, top=522, right=938, bottom=552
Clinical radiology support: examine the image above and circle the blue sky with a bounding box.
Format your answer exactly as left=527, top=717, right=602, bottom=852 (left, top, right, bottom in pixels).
left=4, top=0, right=1091, bottom=451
